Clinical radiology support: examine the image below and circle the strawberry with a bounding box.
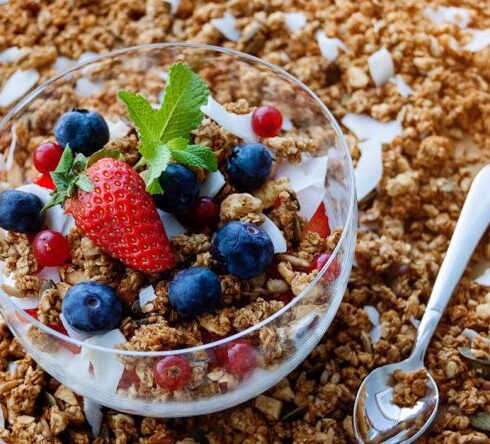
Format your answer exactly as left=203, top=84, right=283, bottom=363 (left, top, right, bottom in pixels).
left=304, top=202, right=331, bottom=238
left=66, top=158, right=174, bottom=273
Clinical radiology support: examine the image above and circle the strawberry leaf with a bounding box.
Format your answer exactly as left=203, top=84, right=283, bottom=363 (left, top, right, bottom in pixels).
left=56, top=146, right=74, bottom=173
left=77, top=172, right=94, bottom=192
left=87, top=148, right=121, bottom=167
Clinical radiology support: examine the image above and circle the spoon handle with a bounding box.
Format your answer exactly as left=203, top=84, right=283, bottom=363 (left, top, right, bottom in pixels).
left=411, top=165, right=490, bottom=361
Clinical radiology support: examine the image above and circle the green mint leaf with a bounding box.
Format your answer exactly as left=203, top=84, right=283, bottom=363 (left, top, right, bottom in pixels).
left=55, top=146, right=74, bottom=173
left=87, top=148, right=121, bottom=168
left=157, top=63, right=209, bottom=143
left=170, top=143, right=218, bottom=172
left=77, top=172, right=94, bottom=192
left=166, top=137, right=188, bottom=151
left=144, top=143, right=172, bottom=195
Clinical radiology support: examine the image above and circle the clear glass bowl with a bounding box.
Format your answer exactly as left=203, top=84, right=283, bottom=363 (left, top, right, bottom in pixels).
left=0, top=43, right=356, bottom=417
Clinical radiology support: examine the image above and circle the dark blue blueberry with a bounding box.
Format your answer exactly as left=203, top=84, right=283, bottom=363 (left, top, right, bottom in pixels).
left=153, top=164, right=200, bottom=214
left=169, top=267, right=221, bottom=317
left=227, top=143, right=273, bottom=190
left=61, top=282, right=122, bottom=333
left=212, top=221, right=274, bottom=279
left=0, top=190, right=45, bottom=234
left=54, top=109, right=109, bottom=155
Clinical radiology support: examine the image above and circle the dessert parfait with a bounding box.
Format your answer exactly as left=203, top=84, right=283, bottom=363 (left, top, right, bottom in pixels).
left=0, top=45, right=355, bottom=415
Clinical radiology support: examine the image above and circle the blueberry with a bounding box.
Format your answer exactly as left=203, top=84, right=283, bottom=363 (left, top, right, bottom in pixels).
left=61, top=282, right=122, bottom=333
left=55, top=109, right=109, bottom=155
left=153, top=164, right=200, bottom=214
left=227, top=143, right=273, bottom=190
left=212, top=221, right=274, bottom=279
left=169, top=267, right=221, bottom=317
left=0, top=190, right=45, bottom=234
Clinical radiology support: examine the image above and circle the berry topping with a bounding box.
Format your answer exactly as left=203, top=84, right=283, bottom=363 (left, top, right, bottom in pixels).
left=212, top=221, right=274, bottom=279
left=227, top=143, right=273, bottom=190
left=169, top=267, right=222, bottom=317
left=33, top=230, right=70, bottom=267
left=219, top=341, right=256, bottom=375
left=304, top=202, right=330, bottom=238
left=33, top=174, right=55, bottom=190
left=251, top=106, right=283, bottom=138
left=33, top=142, right=64, bottom=174
left=61, top=282, right=123, bottom=333
left=118, top=369, right=140, bottom=390
left=183, top=197, right=220, bottom=229
left=54, top=109, right=109, bottom=155
left=311, top=252, right=341, bottom=282
left=0, top=190, right=45, bottom=234
left=153, top=355, right=191, bottom=391
left=153, top=164, right=200, bottom=214
left=66, top=158, right=174, bottom=273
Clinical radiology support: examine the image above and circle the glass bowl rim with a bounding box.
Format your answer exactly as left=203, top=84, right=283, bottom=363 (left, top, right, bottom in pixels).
left=0, top=42, right=356, bottom=356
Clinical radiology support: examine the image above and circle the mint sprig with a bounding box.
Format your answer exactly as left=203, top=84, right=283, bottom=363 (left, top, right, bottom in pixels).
left=118, top=62, right=217, bottom=194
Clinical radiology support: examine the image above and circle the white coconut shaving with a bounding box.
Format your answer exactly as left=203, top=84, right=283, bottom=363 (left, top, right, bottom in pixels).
left=368, top=47, right=395, bottom=87
left=157, top=210, right=186, bottom=238
left=78, top=52, right=99, bottom=64
left=284, top=12, right=307, bottom=33
left=275, top=155, right=328, bottom=192
left=105, top=118, right=130, bottom=140
left=52, top=56, right=77, bottom=73
left=341, top=113, right=402, bottom=144
left=16, top=184, right=69, bottom=233
left=199, top=170, right=226, bottom=198
left=281, top=115, right=293, bottom=131
left=474, top=267, right=490, bottom=286
left=61, top=214, right=76, bottom=236
left=389, top=75, right=413, bottom=97
left=410, top=317, right=421, bottom=329
left=0, top=69, right=39, bottom=107
left=164, top=0, right=179, bottom=14
left=9, top=296, right=39, bottom=310
left=316, top=31, right=348, bottom=62
left=37, top=266, right=61, bottom=283
left=423, top=6, right=471, bottom=29
left=0, top=0, right=8, bottom=5
left=7, top=361, right=17, bottom=372
left=83, top=398, right=103, bottom=436
left=210, top=12, right=241, bottom=42
left=296, top=186, right=327, bottom=221
left=75, top=78, right=104, bottom=97
left=138, top=285, right=156, bottom=308
left=465, top=28, right=490, bottom=52
left=462, top=328, right=479, bottom=342
left=354, top=139, right=383, bottom=201
left=261, top=215, right=287, bottom=253
left=81, top=329, right=126, bottom=394
left=60, top=313, right=92, bottom=341
left=201, top=96, right=257, bottom=142
left=0, top=47, right=25, bottom=63
left=364, top=305, right=382, bottom=344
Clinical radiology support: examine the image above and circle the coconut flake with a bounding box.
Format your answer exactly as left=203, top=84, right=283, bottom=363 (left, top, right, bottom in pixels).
left=52, top=56, right=77, bottom=73
left=7, top=361, right=17, bottom=372
left=164, top=0, right=179, bottom=14
left=341, top=113, right=402, bottom=144
left=157, top=210, right=186, bottom=238
left=37, top=266, right=60, bottom=283
left=296, top=186, right=327, bottom=221
left=0, top=69, right=39, bottom=107
left=389, top=75, right=413, bottom=97
left=105, top=118, right=130, bottom=140
left=474, top=267, right=490, bottom=286
left=363, top=305, right=380, bottom=325
left=369, top=325, right=382, bottom=344
left=465, top=28, right=490, bottom=52
left=83, top=398, right=103, bottom=436
left=281, top=115, right=293, bottom=131
left=410, top=317, right=421, bottom=329
left=0, top=0, right=8, bottom=4
left=9, top=296, right=39, bottom=310
left=75, top=78, right=104, bottom=97
left=210, top=12, right=241, bottom=42
left=423, top=6, right=471, bottom=29
left=284, top=12, right=307, bottom=33
left=368, top=47, right=395, bottom=87
left=139, top=285, right=156, bottom=308
left=275, top=155, right=328, bottom=192
left=462, top=328, right=479, bottom=342
left=78, top=52, right=99, bottom=64
left=81, top=329, right=126, bottom=394
left=261, top=215, right=287, bottom=253
left=0, top=404, right=4, bottom=430
left=61, top=214, right=76, bottom=236
left=201, top=96, right=257, bottom=142
left=60, top=313, right=92, bottom=341
left=199, top=170, right=226, bottom=198
left=316, top=31, right=347, bottom=62
left=0, top=47, right=25, bottom=63
left=355, top=139, right=383, bottom=201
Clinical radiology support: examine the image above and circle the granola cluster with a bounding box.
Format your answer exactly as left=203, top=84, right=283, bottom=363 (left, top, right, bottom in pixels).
left=0, top=0, right=489, bottom=442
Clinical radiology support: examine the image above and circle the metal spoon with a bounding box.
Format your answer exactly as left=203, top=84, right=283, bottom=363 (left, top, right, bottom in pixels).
left=353, top=165, right=490, bottom=443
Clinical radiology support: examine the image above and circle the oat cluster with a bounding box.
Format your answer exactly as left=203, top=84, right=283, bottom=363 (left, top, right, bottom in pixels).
left=0, top=0, right=490, bottom=443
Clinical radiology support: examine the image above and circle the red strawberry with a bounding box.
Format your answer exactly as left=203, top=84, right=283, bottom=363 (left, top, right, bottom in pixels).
left=66, top=158, right=174, bottom=273
left=304, top=202, right=330, bottom=238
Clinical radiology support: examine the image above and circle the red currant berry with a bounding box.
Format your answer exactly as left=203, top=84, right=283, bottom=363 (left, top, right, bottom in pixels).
left=154, top=355, right=191, bottom=391
left=32, top=230, right=70, bottom=267
left=251, top=106, right=283, bottom=138
left=33, top=142, right=63, bottom=174
left=33, top=174, right=55, bottom=190
left=311, top=252, right=341, bottom=283
left=220, top=341, right=256, bottom=375
left=190, top=197, right=220, bottom=228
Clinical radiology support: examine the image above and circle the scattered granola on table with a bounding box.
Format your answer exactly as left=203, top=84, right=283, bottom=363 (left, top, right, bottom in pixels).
left=0, top=0, right=489, bottom=443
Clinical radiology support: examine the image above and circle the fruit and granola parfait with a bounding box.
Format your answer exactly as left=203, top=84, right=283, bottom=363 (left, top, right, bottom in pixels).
left=0, top=62, right=343, bottom=403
